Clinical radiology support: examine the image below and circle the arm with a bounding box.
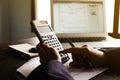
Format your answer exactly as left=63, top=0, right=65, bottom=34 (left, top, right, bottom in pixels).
left=60, top=45, right=120, bottom=70
left=99, top=48, right=120, bottom=70
left=25, top=43, right=73, bottom=80
left=60, top=45, right=106, bottom=68
left=26, top=60, right=73, bottom=80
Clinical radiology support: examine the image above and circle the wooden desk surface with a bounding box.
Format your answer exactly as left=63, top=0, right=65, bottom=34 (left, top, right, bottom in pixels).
left=1, top=37, right=120, bottom=80
left=0, top=37, right=39, bottom=80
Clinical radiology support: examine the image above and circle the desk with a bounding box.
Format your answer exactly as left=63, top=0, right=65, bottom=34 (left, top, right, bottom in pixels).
left=0, top=37, right=39, bottom=80
left=0, top=37, right=120, bottom=80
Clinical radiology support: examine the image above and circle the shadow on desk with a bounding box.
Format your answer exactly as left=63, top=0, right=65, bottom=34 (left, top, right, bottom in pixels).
left=90, top=69, right=120, bottom=80
left=0, top=37, right=39, bottom=80
left=0, top=47, right=27, bottom=80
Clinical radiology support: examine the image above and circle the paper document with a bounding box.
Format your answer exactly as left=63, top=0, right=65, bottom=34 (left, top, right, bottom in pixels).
left=9, top=43, right=39, bottom=58
left=17, top=57, right=40, bottom=78
left=16, top=55, right=108, bottom=80
left=64, top=54, right=108, bottom=80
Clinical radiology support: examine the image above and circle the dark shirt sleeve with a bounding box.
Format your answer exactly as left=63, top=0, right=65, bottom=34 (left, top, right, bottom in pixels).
left=25, top=60, right=74, bottom=80
left=99, top=48, right=120, bottom=70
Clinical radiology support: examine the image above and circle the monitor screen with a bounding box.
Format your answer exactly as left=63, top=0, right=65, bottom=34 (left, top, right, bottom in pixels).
left=51, top=0, right=107, bottom=38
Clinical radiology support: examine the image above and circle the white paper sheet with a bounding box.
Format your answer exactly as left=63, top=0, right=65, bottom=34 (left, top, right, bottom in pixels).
left=16, top=55, right=108, bottom=80
left=9, top=43, right=39, bottom=58
left=17, top=57, right=40, bottom=77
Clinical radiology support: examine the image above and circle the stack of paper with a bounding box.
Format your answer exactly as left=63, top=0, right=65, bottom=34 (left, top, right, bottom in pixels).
left=9, top=43, right=39, bottom=59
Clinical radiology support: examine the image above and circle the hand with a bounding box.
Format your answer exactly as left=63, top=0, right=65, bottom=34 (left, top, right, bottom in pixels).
left=60, top=45, right=106, bottom=68
left=36, top=43, right=61, bottom=64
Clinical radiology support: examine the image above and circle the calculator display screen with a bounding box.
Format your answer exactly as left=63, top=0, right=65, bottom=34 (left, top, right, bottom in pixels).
left=38, top=25, right=52, bottom=33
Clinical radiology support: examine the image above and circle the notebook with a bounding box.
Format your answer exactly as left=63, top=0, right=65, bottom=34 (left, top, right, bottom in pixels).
left=9, top=43, right=38, bottom=59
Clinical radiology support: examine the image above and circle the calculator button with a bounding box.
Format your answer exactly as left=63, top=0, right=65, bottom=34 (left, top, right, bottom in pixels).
left=57, top=48, right=60, bottom=51
left=60, top=54, right=63, bottom=56
left=41, top=36, right=44, bottom=38
left=47, top=35, right=53, bottom=40
left=43, top=39, right=46, bottom=42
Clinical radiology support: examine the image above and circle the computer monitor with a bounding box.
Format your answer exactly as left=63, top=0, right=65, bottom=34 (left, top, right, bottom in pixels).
left=51, top=0, right=107, bottom=42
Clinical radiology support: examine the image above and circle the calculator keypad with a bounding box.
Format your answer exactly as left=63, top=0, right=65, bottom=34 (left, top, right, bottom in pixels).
left=41, top=32, right=69, bottom=63
left=41, top=32, right=63, bottom=51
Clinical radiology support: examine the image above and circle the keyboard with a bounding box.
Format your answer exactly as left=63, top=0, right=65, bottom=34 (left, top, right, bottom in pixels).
left=58, top=37, right=106, bottom=42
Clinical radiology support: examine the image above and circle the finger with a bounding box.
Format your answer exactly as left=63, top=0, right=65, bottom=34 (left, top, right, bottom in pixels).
left=59, top=48, right=75, bottom=53
left=36, top=43, right=47, bottom=56
left=37, top=43, right=51, bottom=52
left=72, top=54, right=83, bottom=61
left=36, top=43, right=43, bottom=52
left=40, top=43, right=50, bottom=49
left=59, top=47, right=81, bottom=54
left=49, top=48, right=61, bottom=60
left=81, top=45, right=88, bottom=47
left=60, top=47, right=87, bottom=61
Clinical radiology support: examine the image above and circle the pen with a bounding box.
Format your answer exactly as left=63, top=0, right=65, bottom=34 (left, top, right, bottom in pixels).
left=67, top=39, right=93, bottom=71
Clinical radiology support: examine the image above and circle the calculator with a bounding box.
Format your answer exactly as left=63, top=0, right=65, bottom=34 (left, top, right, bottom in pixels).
left=31, top=20, right=69, bottom=63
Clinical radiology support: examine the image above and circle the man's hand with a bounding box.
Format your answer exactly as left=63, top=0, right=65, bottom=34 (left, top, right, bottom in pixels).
left=36, top=43, right=61, bottom=64
left=60, top=45, right=106, bottom=68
